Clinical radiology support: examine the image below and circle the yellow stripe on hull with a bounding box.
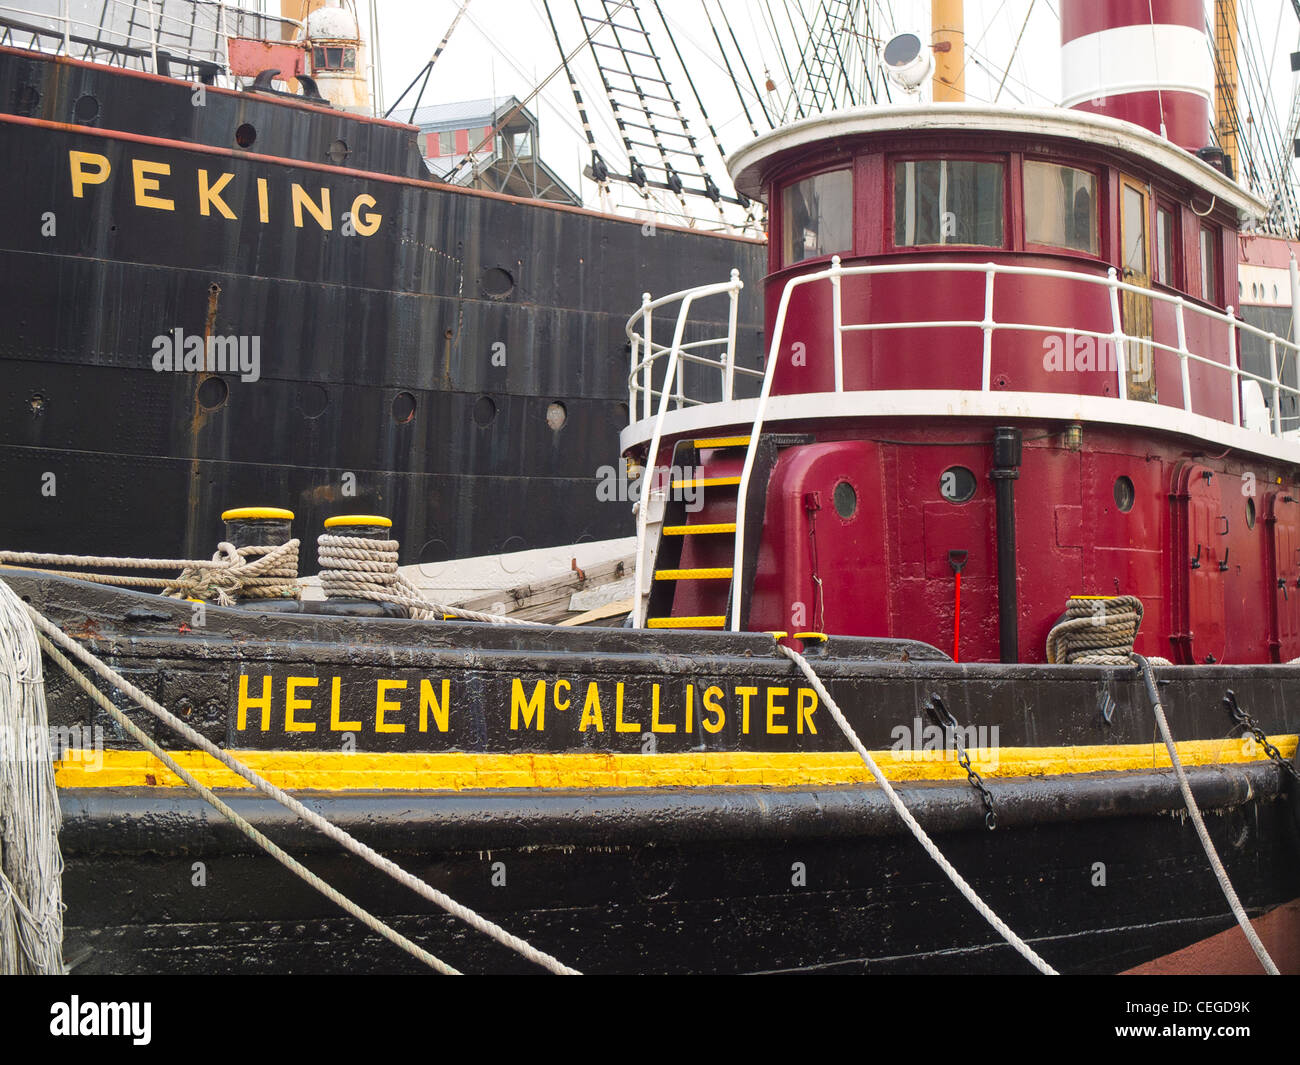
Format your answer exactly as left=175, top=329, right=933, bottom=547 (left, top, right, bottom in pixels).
left=671, top=477, right=741, bottom=489
left=53, top=736, right=1298, bottom=792
left=647, top=616, right=726, bottom=629
left=693, top=436, right=751, bottom=449
left=654, top=568, right=734, bottom=580
left=663, top=523, right=736, bottom=536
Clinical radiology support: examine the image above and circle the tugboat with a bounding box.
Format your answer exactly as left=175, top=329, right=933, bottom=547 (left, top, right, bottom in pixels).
left=2, top=0, right=1299, bottom=975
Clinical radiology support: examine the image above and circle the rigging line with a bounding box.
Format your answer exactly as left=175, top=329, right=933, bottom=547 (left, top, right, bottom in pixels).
left=541, top=0, right=601, bottom=160
left=966, top=46, right=1054, bottom=106
left=651, top=0, right=729, bottom=166
left=628, top=0, right=713, bottom=177
left=994, top=0, right=1037, bottom=104
left=955, top=0, right=1013, bottom=91
left=793, top=0, right=842, bottom=111
left=814, top=0, right=859, bottom=107
left=382, top=0, right=473, bottom=120
left=570, top=0, right=644, bottom=185
left=783, top=0, right=832, bottom=113
left=446, top=0, right=635, bottom=183
left=712, top=0, right=776, bottom=129
left=759, top=0, right=805, bottom=118
left=699, top=0, right=763, bottom=135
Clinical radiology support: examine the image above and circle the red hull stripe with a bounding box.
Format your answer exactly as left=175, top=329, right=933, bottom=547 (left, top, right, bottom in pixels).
left=1061, top=0, right=1205, bottom=43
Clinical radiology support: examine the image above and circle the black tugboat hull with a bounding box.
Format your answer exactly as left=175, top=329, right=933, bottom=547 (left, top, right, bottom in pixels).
left=10, top=571, right=1300, bottom=975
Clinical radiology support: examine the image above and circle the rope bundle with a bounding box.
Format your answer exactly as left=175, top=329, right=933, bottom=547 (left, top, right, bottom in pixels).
left=317, top=534, right=543, bottom=627
left=1046, top=595, right=1145, bottom=665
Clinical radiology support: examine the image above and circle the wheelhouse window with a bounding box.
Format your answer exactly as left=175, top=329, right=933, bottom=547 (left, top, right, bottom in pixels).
left=782, top=169, right=853, bottom=265
left=1200, top=225, right=1220, bottom=303
left=1121, top=183, right=1147, bottom=275
left=1154, top=204, right=1177, bottom=286
left=893, top=159, right=1004, bottom=247
left=1023, top=161, right=1097, bottom=254
left=313, top=46, right=357, bottom=71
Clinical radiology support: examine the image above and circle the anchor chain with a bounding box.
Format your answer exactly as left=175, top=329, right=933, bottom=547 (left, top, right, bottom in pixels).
left=1224, top=690, right=1300, bottom=783
left=926, top=695, right=998, bottom=830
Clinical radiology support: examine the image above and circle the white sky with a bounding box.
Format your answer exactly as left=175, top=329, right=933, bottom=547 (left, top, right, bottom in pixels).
left=361, top=0, right=1300, bottom=220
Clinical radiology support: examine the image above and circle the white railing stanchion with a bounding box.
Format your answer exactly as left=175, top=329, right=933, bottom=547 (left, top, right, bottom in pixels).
left=1227, top=306, right=1240, bottom=427
left=1270, top=337, right=1282, bottom=437
left=1107, top=267, right=1129, bottom=402
left=831, top=256, right=845, bottom=393
left=632, top=295, right=695, bottom=627
left=981, top=264, right=996, bottom=391
left=641, top=293, right=653, bottom=422
left=1175, top=297, right=1192, bottom=412
left=724, top=269, right=741, bottom=400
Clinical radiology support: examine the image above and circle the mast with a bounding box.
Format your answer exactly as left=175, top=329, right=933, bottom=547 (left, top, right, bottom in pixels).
left=1214, top=0, right=1239, bottom=175
left=281, top=1, right=328, bottom=39
left=931, top=0, right=965, bottom=102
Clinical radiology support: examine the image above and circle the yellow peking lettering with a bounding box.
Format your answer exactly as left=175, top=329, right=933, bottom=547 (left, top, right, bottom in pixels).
left=684, top=684, right=694, bottom=733
left=650, top=683, right=676, bottom=733
left=329, top=676, right=360, bottom=731
left=511, top=679, right=546, bottom=731
left=236, top=674, right=273, bottom=732
left=285, top=676, right=318, bottom=732
left=797, top=687, right=818, bottom=734
left=257, top=177, right=270, bottom=223
left=766, top=687, right=789, bottom=735
left=702, top=685, right=725, bottom=734
left=350, top=192, right=382, bottom=236
left=736, top=687, right=758, bottom=735
left=578, top=683, right=604, bottom=732
left=197, top=169, right=237, bottom=219
left=614, top=681, right=639, bottom=733
left=132, top=159, right=175, bottom=211
left=554, top=679, right=571, bottom=712
left=375, top=679, right=407, bottom=733
left=419, top=678, right=450, bottom=733
left=69, top=151, right=110, bottom=198
left=291, top=183, right=332, bottom=230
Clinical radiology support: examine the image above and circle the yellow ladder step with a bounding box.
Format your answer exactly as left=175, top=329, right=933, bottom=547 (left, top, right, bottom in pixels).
left=671, top=476, right=742, bottom=489
left=663, top=523, right=737, bottom=536
left=693, top=436, right=751, bottom=449
left=654, top=567, right=734, bottom=581
left=647, top=616, right=726, bottom=629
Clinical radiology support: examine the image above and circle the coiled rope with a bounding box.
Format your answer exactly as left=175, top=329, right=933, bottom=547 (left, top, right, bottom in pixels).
left=0, top=580, right=63, bottom=974
left=0, top=541, right=301, bottom=606
left=26, top=606, right=579, bottom=975
left=778, top=643, right=1058, bottom=975
left=317, top=534, right=544, bottom=627
left=1131, top=652, right=1280, bottom=975
left=1046, top=595, right=1146, bottom=665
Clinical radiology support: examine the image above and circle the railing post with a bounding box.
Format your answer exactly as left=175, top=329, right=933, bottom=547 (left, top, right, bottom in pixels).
left=724, top=269, right=741, bottom=400
left=1107, top=267, right=1128, bottom=402
left=1270, top=337, right=1282, bottom=436
left=1175, top=297, right=1191, bottom=412
left=831, top=255, right=844, bottom=393
left=641, top=293, right=653, bottom=421
left=61, top=0, right=71, bottom=53
left=981, top=264, right=996, bottom=391
left=1227, top=306, right=1240, bottom=427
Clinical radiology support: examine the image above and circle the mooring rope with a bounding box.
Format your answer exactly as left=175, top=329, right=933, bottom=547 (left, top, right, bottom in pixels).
left=25, top=606, right=579, bottom=975
left=1131, top=652, right=1280, bottom=975
left=1046, top=595, right=1145, bottom=665
left=37, top=634, right=458, bottom=975
left=0, top=579, right=63, bottom=975
left=778, top=643, right=1058, bottom=975
left=0, top=541, right=301, bottom=606
left=316, top=534, right=544, bottom=627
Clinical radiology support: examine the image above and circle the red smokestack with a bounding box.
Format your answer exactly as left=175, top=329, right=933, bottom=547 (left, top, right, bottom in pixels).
left=1060, top=0, right=1213, bottom=152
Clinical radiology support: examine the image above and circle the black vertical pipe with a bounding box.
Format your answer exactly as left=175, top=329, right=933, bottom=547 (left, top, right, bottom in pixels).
left=991, top=427, right=1022, bottom=663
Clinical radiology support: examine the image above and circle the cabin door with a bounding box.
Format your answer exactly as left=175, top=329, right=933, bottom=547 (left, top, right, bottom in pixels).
left=1119, top=177, right=1156, bottom=402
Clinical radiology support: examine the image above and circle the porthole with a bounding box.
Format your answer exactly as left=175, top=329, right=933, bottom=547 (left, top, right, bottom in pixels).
left=1246, top=496, right=1256, bottom=530
left=480, top=267, right=515, bottom=299
left=14, top=85, right=40, bottom=115
left=1114, top=475, right=1135, bottom=512
left=391, top=391, right=416, bottom=424
left=546, top=401, right=567, bottom=431
left=940, top=466, right=977, bottom=504
left=327, top=138, right=350, bottom=164
left=73, top=93, right=99, bottom=124
left=196, top=375, right=229, bottom=411
left=473, top=395, right=497, bottom=426
left=235, top=123, right=256, bottom=148
left=833, top=480, right=857, bottom=519
left=297, top=383, right=328, bottom=419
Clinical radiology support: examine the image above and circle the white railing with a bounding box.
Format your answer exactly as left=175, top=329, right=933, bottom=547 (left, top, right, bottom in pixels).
left=624, top=257, right=1300, bottom=629
left=0, top=1, right=302, bottom=75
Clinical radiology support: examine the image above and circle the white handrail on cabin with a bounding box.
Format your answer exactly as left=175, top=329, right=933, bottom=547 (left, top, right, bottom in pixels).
left=623, top=257, right=1300, bottom=631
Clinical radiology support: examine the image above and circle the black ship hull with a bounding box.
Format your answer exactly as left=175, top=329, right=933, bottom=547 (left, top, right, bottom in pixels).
left=0, top=46, right=765, bottom=565
left=12, top=570, right=1300, bottom=975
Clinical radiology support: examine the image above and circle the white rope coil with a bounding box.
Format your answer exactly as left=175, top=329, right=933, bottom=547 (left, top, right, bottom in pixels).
left=0, top=579, right=63, bottom=974
left=1047, top=595, right=1145, bottom=665
left=778, top=643, right=1058, bottom=974
left=26, top=605, right=578, bottom=975
left=316, top=534, right=543, bottom=627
